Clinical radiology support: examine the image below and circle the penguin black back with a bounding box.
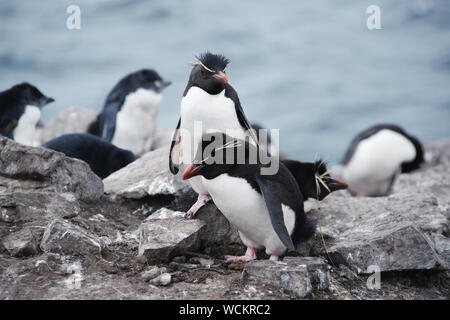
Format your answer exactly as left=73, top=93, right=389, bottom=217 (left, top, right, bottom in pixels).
left=43, top=133, right=136, bottom=179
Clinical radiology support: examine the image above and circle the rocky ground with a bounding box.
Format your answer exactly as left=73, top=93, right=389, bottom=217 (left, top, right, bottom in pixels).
left=0, top=129, right=449, bottom=300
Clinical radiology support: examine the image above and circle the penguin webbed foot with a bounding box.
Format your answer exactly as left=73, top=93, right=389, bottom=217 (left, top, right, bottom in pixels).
left=184, top=194, right=212, bottom=219
left=224, top=247, right=257, bottom=262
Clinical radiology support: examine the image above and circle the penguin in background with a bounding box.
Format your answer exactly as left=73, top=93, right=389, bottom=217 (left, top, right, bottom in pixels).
left=88, top=69, right=171, bottom=156
left=338, top=124, right=424, bottom=197
left=281, top=159, right=348, bottom=201
left=182, top=132, right=316, bottom=261
left=169, top=52, right=259, bottom=217
left=43, top=133, right=136, bottom=179
left=0, top=82, right=54, bottom=146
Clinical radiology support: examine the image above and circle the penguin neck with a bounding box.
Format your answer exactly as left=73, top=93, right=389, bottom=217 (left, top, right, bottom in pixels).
left=13, top=105, right=40, bottom=146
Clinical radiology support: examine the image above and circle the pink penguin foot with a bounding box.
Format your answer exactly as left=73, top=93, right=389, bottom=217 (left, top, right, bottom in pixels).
left=225, top=247, right=257, bottom=262
left=269, top=254, right=279, bottom=261
left=184, top=194, right=212, bottom=219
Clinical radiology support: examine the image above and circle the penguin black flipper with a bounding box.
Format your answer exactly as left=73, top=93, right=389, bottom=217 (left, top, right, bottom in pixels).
left=224, top=85, right=259, bottom=146
left=99, top=102, right=121, bottom=142
left=254, top=175, right=295, bottom=251
left=169, top=117, right=181, bottom=174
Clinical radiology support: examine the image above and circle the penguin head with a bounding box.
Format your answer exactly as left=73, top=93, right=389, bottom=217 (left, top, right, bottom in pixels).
left=188, top=52, right=230, bottom=95
left=14, top=82, right=55, bottom=108
left=182, top=132, right=255, bottom=180
left=283, top=159, right=348, bottom=201
left=134, top=69, right=171, bottom=93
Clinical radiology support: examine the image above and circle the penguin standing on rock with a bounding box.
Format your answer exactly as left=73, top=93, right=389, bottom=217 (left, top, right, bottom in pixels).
left=43, top=133, right=136, bottom=179
left=169, top=52, right=258, bottom=217
left=0, top=82, right=54, bottom=146
left=182, top=133, right=316, bottom=261
left=339, top=124, right=424, bottom=197
left=88, top=69, right=171, bottom=156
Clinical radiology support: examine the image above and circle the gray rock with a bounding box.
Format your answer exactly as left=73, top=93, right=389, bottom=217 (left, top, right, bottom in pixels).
left=138, top=218, right=206, bottom=264
left=0, top=136, right=103, bottom=201
left=40, top=218, right=103, bottom=256
left=103, top=146, right=190, bottom=200
left=141, top=266, right=167, bottom=282
left=194, top=203, right=242, bottom=246
left=2, top=228, right=40, bottom=257
left=311, top=151, right=449, bottom=273
left=242, top=257, right=330, bottom=298
left=146, top=207, right=185, bottom=220
left=36, top=106, right=97, bottom=145
left=150, top=273, right=172, bottom=286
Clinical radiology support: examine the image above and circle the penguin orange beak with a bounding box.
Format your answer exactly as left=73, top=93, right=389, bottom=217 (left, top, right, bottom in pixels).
left=182, top=163, right=203, bottom=180
left=328, top=179, right=348, bottom=191
left=213, top=71, right=228, bottom=84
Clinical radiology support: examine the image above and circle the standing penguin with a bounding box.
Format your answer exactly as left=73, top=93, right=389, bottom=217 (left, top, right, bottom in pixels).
left=43, top=133, right=136, bottom=179
left=182, top=133, right=316, bottom=261
left=88, top=69, right=171, bottom=156
left=169, top=52, right=258, bottom=217
left=0, top=82, right=54, bottom=146
left=339, top=124, right=424, bottom=197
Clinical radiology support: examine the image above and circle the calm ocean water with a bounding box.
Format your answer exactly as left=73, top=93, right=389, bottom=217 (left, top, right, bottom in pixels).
left=1, top=0, right=449, bottom=164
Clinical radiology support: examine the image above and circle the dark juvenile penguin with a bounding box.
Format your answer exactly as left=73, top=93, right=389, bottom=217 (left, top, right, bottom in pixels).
left=182, top=133, right=316, bottom=261
left=281, top=159, right=348, bottom=201
left=88, top=69, right=171, bottom=156
left=0, top=82, right=54, bottom=145
left=43, top=133, right=136, bottom=179
left=169, top=52, right=258, bottom=217
left=339, top=124, right=424, bottom=197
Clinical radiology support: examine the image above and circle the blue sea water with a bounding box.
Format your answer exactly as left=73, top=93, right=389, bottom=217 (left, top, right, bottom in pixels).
left=1, top=0, right=449, bottom=164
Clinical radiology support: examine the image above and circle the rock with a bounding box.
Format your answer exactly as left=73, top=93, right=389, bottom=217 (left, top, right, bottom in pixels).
left=327, top=223, right=444, bottom=274
left=141, top=266, right=167, bottom=282
left=242, top=257, right=331, bottom=298
left=103, top=146, right=190, bottom=201
left=194, top=203, right=242, bottom=246
left=36, top=107, right=97, bottom=145
left=0, top=192, right=80, bottom=223
left=149, top=272, right=172, bottom=286
left=311, top=149, right=450, bottom=273
left=2, top=228, right=40, bottom=257
left=138, top=218, right=206, bottom=264
left=146, top=207, right=185, bottom=220
left=40, top=218, right=103, bottom=256
left=0, top=136, right=103, bottom=201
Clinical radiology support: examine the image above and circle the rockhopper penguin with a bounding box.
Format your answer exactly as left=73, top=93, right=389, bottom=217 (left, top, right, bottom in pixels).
left=182, top=133, right=316, bottom=261
left=169, top=52, right=258, bottom=218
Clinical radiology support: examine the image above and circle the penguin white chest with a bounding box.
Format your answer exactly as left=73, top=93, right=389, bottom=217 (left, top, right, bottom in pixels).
left=112, top=88, right=161, bottom=155
left=342, top=129, right=416, bottom=196
left=180, top=87, right=247, bottom=163
left=202, top=174, right=296, bottom=255
left=13, top=105, right=41, bottom=146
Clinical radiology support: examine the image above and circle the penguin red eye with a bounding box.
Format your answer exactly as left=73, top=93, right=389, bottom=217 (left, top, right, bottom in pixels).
left=201, top=70, right=207, bottom=77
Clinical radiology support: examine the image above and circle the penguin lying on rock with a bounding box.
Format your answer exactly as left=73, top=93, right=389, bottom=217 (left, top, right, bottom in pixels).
left=182, top=133, right=346, bottom=262
left=43, top=133, right=136, bottom=179
left=338, top=124, right=424, bottom=197
left=0, top=82, right=54, bottom=146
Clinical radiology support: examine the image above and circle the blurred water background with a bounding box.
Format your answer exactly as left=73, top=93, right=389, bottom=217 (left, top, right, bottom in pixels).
left=1, top=0, right=449, bottom=164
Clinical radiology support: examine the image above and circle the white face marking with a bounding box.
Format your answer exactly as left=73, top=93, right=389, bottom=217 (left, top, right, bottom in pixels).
left=342, top=129, right=416, bottom=196
left=202, top=174, right=296, bottom=256
left=13, top=105, right=41, bottom=146
left=111, top=88, right=161, bottom=155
